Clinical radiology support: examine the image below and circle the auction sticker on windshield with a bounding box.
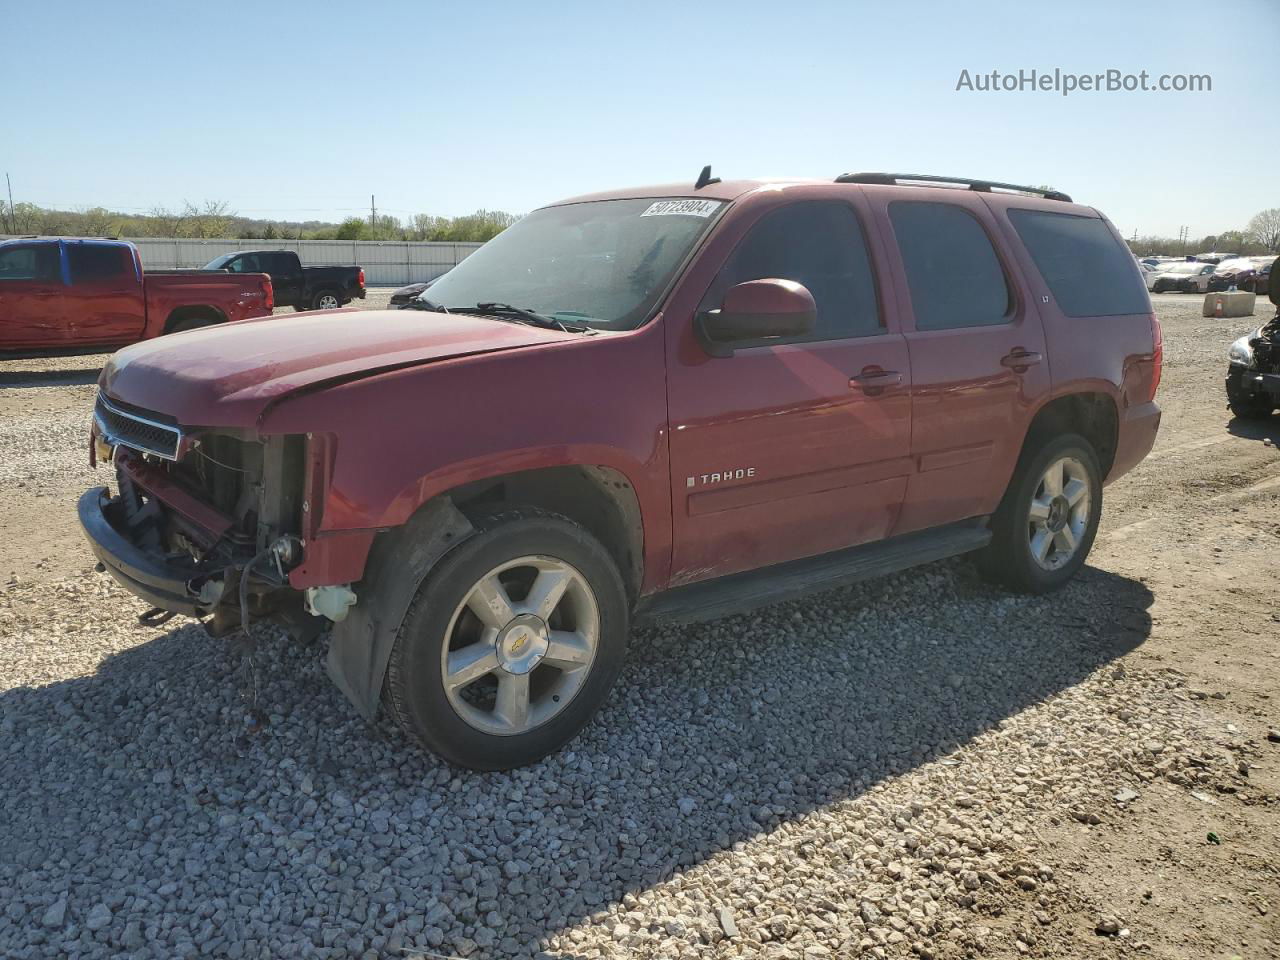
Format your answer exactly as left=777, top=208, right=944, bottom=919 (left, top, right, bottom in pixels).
left=640, top=199, right=722, bottom=218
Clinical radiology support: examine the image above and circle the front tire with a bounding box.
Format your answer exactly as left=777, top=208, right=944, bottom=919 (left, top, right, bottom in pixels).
left=975, top=434, right=1103, bottom=594
left=382, top=507, right=628, bottom=770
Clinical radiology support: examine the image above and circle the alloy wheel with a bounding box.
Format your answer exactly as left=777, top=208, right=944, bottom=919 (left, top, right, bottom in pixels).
left=440, top=556, right=599, bottom=736
left=1026, top=456, right=1092, bottom=571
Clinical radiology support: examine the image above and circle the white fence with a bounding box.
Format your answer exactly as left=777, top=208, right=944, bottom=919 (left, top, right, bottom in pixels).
left=0, top=237, right=485, bottom=286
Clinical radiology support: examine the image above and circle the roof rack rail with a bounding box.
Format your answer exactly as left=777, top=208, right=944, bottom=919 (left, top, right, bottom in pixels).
left=834, top=172, right=1072, bottom=203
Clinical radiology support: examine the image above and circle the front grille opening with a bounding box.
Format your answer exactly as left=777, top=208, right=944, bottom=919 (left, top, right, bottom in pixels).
left=95, top=396, right=180, bottom=460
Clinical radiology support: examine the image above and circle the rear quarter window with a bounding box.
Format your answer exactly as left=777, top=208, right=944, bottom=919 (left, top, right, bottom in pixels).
left=1008, top=209, right=1150, bottom=317
left=67, top=244, right=129, bottom=284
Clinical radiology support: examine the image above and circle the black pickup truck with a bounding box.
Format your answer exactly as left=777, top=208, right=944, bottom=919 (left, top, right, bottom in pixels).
left=204, top=250, right=365, bottom=311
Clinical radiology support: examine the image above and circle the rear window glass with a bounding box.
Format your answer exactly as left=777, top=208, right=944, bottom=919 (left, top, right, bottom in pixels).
left=68, top=244, right=128, bottom=283
left=1008, top=209, right=1149, bottom=317
left=889, top=201, right=1011, bottom=330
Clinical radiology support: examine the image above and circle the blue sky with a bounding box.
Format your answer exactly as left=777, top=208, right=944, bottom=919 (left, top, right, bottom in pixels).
left=6, top=0, right=1277, bottom=239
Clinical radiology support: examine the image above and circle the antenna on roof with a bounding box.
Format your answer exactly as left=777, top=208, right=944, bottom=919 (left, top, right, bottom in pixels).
left=694, top=165, right=720, bottom=190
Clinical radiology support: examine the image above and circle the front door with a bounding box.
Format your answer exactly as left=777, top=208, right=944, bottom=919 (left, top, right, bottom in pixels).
left=0, top=244, right=64, bottom=349
left=665, top=198, right=913, bottom=584
left=869, top=191, right=1051, bottom=534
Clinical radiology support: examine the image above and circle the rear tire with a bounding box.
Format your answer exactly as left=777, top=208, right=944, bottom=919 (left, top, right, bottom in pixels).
left=166, top=315, right=217, bottom=334
left=310, top=290, right=341, bottom=311
left=382, top=507, right=629, bottom=770
left=975, top=433, right=1103, bottom=594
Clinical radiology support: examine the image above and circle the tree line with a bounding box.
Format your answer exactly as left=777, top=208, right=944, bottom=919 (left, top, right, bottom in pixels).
left=1, top=201, right=519, bottom=243
left=1128, top=208, right=1280, bottom=257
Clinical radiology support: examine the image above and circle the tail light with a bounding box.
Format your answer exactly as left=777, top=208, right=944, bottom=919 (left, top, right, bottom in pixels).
left=261, top=277, right=274, bottom=312
left=1149, top=314, right=1163, bottom=400
left=357, top=268, right=366, bottom=289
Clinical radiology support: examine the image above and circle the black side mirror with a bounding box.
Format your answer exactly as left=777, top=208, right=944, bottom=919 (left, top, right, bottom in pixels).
left=695, top=278, right=816, bottom=358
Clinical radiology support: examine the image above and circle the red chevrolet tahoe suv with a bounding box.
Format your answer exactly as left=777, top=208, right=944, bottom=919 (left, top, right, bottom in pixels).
left=80, top=172, right=1162, bottom=769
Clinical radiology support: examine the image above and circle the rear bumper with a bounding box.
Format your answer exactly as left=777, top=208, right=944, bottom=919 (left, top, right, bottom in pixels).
left=1106, top=400, right=1161, bottom=484
left=78, top=486, right=208, bottom=616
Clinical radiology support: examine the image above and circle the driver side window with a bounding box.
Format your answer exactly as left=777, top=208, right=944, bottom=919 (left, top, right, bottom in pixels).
left=701, top=200, right=881, bottom=342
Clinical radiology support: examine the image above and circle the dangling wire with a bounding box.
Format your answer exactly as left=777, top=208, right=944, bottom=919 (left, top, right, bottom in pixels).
left=235, top=547, right=275, bottom=716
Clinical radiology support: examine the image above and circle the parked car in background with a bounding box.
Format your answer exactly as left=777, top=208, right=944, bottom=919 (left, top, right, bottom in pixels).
left=1135, top=258, right=1160, bottom=290
left=80, top=171, right=1161, bottom=769
left=1207, top=257, right=1259, bottom=292
left=389, top=278, right=435, bottom=308
left=1151, top=261, right=1216, bottom=293
left=1193, top=252, right=1241, bottom=266
left=1251, top=256, right=1275, bottom=296
left=204, top=250, right=364, bottom=311
left=1, top=238, right=273, bottom=356
left=1224, top=274, right=1280, bottom=418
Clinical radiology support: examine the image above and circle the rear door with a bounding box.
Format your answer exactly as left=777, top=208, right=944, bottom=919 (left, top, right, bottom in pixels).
left=871, top=191, right=1051, bottom=534
left=62, top=241, right=145, bottom=345
left=665, top=196, right=913, bottom=582
left=264, top=252, right=303, bottom=306
left=997, top=203, right=1157, bottom=447
left=0, top=244, right=64, bottom=348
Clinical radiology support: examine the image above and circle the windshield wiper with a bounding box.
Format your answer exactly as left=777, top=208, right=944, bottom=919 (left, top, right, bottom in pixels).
left=401, top=297, right=449, bottom=312
left=465, top=302, right=589, bottom=333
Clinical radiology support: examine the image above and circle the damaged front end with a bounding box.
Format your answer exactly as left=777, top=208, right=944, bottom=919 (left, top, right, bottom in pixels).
left=1225, top=313, right=1280, bottom=416
left=81, top=394, right=322, bottom=638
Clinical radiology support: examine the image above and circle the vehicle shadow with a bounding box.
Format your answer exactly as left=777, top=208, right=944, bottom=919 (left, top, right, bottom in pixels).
left=0, top=561, right=1152, bottom=956
left=1226, top=414, right=1280, bottom=444
left=0, top=368, right=102, bottom=388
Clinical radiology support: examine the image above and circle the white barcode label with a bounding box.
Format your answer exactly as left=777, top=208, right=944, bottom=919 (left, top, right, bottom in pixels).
left=640, top=199, right=721, bottom=218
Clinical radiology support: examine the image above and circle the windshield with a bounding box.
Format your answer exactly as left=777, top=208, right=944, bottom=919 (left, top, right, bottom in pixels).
left=204, top=254, right=234, bottom=270
left=423, top=197, right=724, bottom=330
left=1164, top=263, right=1200, bottom=275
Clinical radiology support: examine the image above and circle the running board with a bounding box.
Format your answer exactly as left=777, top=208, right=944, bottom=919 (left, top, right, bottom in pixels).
left=635, top=519, right=991, bottom=627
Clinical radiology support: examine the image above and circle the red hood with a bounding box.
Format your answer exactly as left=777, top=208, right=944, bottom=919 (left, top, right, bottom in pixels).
left=100, top=309, right=575, bottom=427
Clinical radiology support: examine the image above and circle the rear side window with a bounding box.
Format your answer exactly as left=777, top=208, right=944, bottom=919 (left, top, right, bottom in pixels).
left=267, top=253, right=298, bottom=274
left=705, top=200, right=881, bottom=340
left=1008, top=209, right=1150, bottom=317
left=68, top=244, right=128, bottom=283
left=0, top=245, right=59, bottom=281
left=890, top=201, right=1011, bottom=330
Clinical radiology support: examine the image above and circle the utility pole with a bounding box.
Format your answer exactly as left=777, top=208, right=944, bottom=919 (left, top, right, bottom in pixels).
left=4, top=173, right=13, bottom=234
left=370, top=194, right=376, bottom=231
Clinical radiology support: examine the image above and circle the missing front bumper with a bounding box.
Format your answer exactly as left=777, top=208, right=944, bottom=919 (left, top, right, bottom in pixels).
left=78, top=486, right=211, bottom=616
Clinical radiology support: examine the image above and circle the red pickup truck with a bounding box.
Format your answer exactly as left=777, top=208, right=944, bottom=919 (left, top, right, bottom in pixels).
left=0, top=237, right=273, bottom=356
left=79, top=172, right=1161, bottom=770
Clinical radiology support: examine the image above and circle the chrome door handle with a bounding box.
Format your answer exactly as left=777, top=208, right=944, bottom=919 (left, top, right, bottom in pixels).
left=850, top=369, right=903, bottom=395
left=1000, top=349, right=1043, bottom=370
left=850, top=369, right=902, bottom=385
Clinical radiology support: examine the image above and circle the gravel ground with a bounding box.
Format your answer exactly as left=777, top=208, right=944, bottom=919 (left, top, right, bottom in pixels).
left=0, top=293, right=1277, bottom=959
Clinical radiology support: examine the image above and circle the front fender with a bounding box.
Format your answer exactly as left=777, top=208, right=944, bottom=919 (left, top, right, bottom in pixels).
left=260, top=325, right=673, bottom=584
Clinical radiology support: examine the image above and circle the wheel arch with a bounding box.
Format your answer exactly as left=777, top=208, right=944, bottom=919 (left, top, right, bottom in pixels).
left=325, top=464, right=645, bottom=722
left=428, top=464, right=644, bottom=604
left=163, top=305, right=227, bottom=333
left=1020, top=390, right=1120, bottom=480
